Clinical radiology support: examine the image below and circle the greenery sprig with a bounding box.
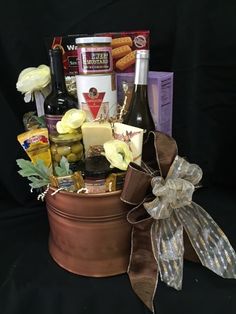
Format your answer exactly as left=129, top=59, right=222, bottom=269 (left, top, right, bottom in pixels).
left=16, top=156, right=72, bottom=190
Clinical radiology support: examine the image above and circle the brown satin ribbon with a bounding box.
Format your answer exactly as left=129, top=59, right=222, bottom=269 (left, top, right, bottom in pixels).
left=121, top=131, right=178, bottom=312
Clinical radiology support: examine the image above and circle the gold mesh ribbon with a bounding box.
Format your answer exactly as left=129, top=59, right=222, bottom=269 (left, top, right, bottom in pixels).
left=121, top=132, right=236, bottom=313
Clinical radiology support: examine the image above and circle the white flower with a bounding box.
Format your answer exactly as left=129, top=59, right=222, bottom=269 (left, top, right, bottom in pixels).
left=103, top=139, right=133, bottom=171
left=56, top=109, right=86, bottom=134
left=16, top=65, right=51, bottom=102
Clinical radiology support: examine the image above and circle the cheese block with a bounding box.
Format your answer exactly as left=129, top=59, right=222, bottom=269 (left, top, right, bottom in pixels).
left=81, top=121, right=113, bottom=157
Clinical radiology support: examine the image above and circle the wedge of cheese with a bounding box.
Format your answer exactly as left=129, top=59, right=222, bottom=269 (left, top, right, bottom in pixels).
left=81, top=121, right=113, bottom=157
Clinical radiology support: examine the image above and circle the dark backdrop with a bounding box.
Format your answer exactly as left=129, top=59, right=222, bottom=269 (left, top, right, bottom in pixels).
left=0, top=1, right=236, bottom=314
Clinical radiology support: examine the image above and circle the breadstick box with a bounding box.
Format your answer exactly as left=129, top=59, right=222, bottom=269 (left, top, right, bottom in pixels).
left=45, top=34, right=88, bottom=97
left=116, top=71, right=173, bottom=136
left=45, top=34, right=92, bottom=75
left=94, top=30, right=150, bottom=73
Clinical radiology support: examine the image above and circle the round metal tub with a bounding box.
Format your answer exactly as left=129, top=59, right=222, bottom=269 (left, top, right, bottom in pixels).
left=46, top=188, right=132, bottom=277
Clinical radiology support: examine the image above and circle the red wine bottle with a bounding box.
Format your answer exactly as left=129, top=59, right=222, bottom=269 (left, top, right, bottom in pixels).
left=123, top=49, right=155, bottom=143
left=44, top=47, right=78, bottom=135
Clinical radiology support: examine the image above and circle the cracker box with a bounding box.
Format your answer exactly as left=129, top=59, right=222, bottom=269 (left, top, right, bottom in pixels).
left=45, top=34, right=88, bottom=97
left=45, top=34, right=88, bottom=76
left=46, top=31, right=149, bottom=75
left=95, top=30, right=150, bottom=73
left=116, top=71, right=173, bottom=136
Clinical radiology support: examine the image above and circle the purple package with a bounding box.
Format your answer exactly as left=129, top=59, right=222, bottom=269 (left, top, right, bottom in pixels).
left=116, top=71, right=173, bottom=136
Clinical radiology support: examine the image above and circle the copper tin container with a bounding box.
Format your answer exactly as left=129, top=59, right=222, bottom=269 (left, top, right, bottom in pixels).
left=46, top=188, right=199, bottom=278
left=45, top=187, right=133, bottom=277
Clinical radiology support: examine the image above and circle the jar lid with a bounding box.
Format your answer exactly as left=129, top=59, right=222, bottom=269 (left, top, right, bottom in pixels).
left=84, top=155, right=111, bottom=178
left=75, top=37, right=112, bottom=44
left=50, top=132, right=82, bottom=144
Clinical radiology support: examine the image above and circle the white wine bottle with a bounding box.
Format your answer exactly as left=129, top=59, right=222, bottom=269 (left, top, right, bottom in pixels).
left=123, top=49, right=155, bottom=143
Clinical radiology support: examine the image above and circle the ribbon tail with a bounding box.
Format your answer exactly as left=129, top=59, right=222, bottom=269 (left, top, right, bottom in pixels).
left=128, top=219, right=158, bottom=313
left=152, top=215, right=184, bottom=290
left=34, top=90, right=45, bottom=117
left=176, top=202, right=236, bottom=278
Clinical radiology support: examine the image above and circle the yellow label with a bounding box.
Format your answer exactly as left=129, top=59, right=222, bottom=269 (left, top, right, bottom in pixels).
left=17, top=128, right=52, bottom=168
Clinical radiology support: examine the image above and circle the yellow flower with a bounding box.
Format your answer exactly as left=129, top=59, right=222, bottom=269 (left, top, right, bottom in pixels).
left=103, top=139, right=133, bottom=171
left=16, top=65, right=51, bottom=102
left=56, top=109, right=86, bottom=134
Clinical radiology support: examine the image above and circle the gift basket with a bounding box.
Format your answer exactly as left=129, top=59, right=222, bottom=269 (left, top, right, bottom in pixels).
left=16, top=30, right=236, bottom=313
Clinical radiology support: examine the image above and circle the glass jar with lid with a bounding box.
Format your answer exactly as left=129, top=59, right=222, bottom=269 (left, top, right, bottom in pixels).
left=84, top=155, right=112, bottom=193
left=76, top=36, right=113, bottom=75
left=50, top=132, right=84, bottom=173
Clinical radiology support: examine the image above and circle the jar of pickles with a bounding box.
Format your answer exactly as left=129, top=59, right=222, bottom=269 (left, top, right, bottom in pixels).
left=50, top=132, right=84, bottom=172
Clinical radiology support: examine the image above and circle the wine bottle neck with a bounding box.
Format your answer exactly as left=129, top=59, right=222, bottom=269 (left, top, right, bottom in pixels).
left=49, top=50, right=67, bottom=93
left=134, top=56, right=148, bottom=85
left=133, top=84, right=148, bottom=97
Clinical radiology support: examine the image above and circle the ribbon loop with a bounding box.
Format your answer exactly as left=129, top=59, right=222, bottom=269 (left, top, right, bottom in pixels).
left=121, top=162, right=153, bottom=205
left=127, top=201, right=152, bottom=225
left=167, top=155, right=203, bottom=185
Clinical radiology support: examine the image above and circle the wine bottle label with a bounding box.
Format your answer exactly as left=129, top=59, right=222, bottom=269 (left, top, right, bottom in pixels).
left=77, top=47, right=113, bottom=74
left=45, top=114, right=63, bottom=134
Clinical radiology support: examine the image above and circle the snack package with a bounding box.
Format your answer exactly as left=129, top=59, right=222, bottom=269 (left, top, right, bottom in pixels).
left=50, top=171, right=84, bottom=192
left=105, top=172, right=126, bottom=192
left=94, top=30, right=150, bottom=73
left=45, top=34, right=88, bottom=97
left=17, top=128, right=52, bottom=168
left=45, top=35, right=83, bottom=76
left=46, top=30, right=149, bottom=75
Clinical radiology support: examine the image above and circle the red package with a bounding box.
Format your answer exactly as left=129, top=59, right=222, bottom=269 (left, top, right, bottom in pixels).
left=95, top=30, right=150, bottom=73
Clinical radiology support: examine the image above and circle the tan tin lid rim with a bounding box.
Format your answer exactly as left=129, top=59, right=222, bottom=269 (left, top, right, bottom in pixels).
left=75, top=37, right=112, bottom=44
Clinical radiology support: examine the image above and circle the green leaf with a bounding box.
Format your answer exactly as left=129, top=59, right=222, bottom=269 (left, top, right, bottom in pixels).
left=16, top=159, right=51, bottom=179
left=28, top=176, right=50, bottom=189
left=16, top=158, right=51, bottom=189
left=34, top=115, right=46, bottom=128
left=54, top=167, right=65, bottom=177
left=54, top=156, right=72, bottom=177
left=35, top=159, right=52, bottom=177
left=60, top=156, right=72, bottom=174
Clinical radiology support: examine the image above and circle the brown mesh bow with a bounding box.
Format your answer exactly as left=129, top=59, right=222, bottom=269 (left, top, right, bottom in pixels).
left=121, top=131, right=236, bottom=313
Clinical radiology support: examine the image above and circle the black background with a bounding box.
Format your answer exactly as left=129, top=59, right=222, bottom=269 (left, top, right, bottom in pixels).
left=0, top=1, right=236, bottom=313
